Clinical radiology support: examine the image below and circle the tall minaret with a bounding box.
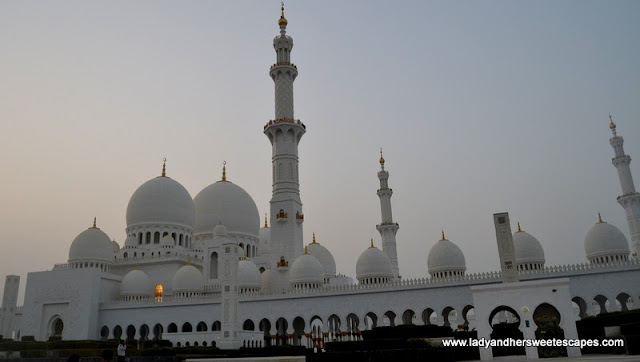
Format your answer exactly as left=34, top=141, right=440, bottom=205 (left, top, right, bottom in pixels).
left=609, top=115, right=640, bottom=258
left=376, top=149, right=400, bottom=279
left=263, top=4, right=305, bottom=264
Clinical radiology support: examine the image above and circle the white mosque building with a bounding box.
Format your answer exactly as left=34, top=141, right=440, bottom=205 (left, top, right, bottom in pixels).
left=1, top=7, right=640, bottom=360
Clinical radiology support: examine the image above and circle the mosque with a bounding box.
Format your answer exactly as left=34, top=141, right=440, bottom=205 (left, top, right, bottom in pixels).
left=1, top=6, right=639, bottom=360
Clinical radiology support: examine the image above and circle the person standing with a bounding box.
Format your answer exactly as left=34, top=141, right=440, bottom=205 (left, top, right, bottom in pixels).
left=117, top=340, right=126, bottom=362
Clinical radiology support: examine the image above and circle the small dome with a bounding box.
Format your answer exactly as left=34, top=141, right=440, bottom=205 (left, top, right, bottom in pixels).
left=513, top=228, right=545, bottom=266
left=356, top=244, right=393, bottom=281
left=584, top=219, right=629, bottom=262
left=120, top=269, right=153, bottom=297
left=194, top=181, right=260, bottom=237
left=172, top=264, right=204, bottom=293
left=261, top=268, right=273, bottom=291
left=427, top=235, right=466, bottom=276
left=307, top=236, right=336, bottom=278
left=68, top=226, right=114, bottom=263
left=126, top=176, right=195, bottom=229
left=289, top=253, right=324, bottom=286
left=238, top=259, right=261, bottom=290
left=213, top=224, right=228, bottom=238
left=124, top=235, right=138, bottom=248
left=111, top=240, right=120, bottom=253
left=160, top=235, right=175, bottom=247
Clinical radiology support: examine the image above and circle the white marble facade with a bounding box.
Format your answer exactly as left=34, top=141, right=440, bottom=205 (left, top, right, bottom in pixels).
left=1, top=8, right=640, bottom=358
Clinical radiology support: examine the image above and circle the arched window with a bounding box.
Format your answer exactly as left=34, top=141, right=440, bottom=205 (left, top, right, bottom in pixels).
left=146, top=232, right=151, bottom=244
left=154, top=232, right=160, bottom=244
left=197, top=321, right=208, bottom=332
left=212, top=321, right=221, bottom=331
left=138, top=233, right=142, bottom=244
left=155, top=284, right=163, bottom=302
left=182, top=322, right=193, bottom=333
left=179, top=234, right=183, bottom=246
left=168, top=323, right=178, bottom=333
left=210, top=252, right=218, bottom=279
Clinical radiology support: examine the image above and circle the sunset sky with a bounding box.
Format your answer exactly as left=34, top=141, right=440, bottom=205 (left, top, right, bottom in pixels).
left=1, top=1, right=639, bottom=302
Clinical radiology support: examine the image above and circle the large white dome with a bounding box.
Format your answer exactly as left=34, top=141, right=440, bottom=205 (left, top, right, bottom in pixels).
left=427, top=235, right=466, bottom=276
left=68, top=225, right=114, bottom=263
left=120, top=269, right=153, bottom=297
left=513, top=227, right=545, bottom=266
left=307, top=236, right=336, bottom=278
left=238, top=259, right=262, bottom=290
left=194, top=181, right=260, bottom=237
left=172, top=265, right=204, bottom=293
left=356, top=243, right=393, bottom=281
left=126, top=176, right=195, bottom=228
left=584, top=218, right=629, bottom=262
left=289, top=253, right=324, bottom=286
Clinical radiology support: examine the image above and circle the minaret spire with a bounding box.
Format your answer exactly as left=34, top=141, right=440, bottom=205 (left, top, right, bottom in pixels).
left=608, top=116, right=640, bottom=258
left=161, top=157, right=167, bottom=177
left=264, top=5, right=305, bottom=264
left=376, top=150, right=400, bottom=279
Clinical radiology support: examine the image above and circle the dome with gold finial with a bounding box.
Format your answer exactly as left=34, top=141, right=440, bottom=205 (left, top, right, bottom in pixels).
left=356, top=239, right=393, bottom=284
left=120, top=269, right=153, bottom=298
left=126, top=159, right=195, bottom=230
left=194, top=163, right=260, bottom=238
left=68, top=218, right=115, bottom=264
left=306, top=233, right=336, bottom=280
left=584, top=213, right=629, bottom=264
left=427, top=231, right=466, bottom=278
left=289, top=247, right=324, bottom=288
left=172, top=264, right=204, bottom=294
left=512, top=222, right=545, bottom=270
left=379, top=148, right=385, bottom=165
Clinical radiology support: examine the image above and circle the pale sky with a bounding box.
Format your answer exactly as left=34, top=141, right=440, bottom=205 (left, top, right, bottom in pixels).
left=1, top=1, right=639, bottom=304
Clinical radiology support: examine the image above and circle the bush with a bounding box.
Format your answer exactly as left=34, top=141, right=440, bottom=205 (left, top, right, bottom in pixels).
left=21, top=336, right=35, bottom=342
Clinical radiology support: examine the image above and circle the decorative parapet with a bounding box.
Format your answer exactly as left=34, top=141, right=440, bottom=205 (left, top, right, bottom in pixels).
left=53, top=263, right=70, bottom=270
left=99, top=259, right=640, bottom=308
left=15, top=306, right=23, bottom=314
left=113, top=253, right=202, bottom=266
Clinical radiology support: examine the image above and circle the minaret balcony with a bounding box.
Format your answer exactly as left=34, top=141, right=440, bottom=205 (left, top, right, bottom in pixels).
left=295, top=212, right=304, bottom=223
left=270, top=62, right=297, bottom=70
left=264, top=118, right=306, bottom=130
left=276, top=210, right=288, bottom=223
left=617, top=192, right=640, bottom=201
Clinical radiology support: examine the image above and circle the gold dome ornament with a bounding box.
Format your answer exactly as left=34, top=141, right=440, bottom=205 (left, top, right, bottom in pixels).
left=609, top=114, right=616, bottom=130
left=278, top=2, right=288, bottom=27
left=379, top=147, right=385, bottom=165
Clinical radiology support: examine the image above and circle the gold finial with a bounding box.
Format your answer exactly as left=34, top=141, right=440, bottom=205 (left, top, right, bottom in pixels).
left=304, top=245, right=308, bottom=254
left=312, top=232, right=317, bottom=244
left=222, top=160, right=227, bottom=181
left=370, top=238, right=375, bottom=248
left=136, top=263, right=140, bottom=270
left=597, top=212, right=604, bottom=224
left=379, top=147, right=385, bottom=165
left=264, top=213, right=268, bottom=228
left=161, top=158, right=166, bottom=177
left=609, top=114, right=617, bottom=130
left=278, top=2, right=288, bottom=27
left=93, top=217, right=97, bottom=228
left=242, top=250, right=248, bottom=260
left=187, top=255, right=191, bottom=265
left=517, top=222, right=523, bottom=233
left=441, top=230, right=446, bottom=241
